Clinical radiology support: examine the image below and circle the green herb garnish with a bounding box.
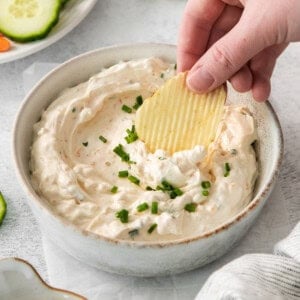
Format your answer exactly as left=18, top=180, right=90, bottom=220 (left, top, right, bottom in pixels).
left=151, top=202, right=158, bottom=214
left=82, top=142, right=88, bottom=147
left=137, top=202, right=149, bottom=212
left=201, top=181, right=211, bottom=189
left=224, top=162, right=231, bottom=177
left=128, top=229, right=139, bottom=238
left=202, top=190, right=209, bottom=196
left=147, top=223, right=157, bottom=234
left=113, top=144, right=130, bottom=162
left=157, top=180, right=183, bottom=199
left=133, top=95, right=143, bottom=110
left=115, top=209, right=129, bottom=223
left=146, top=186, right=154, bottom=191
left=125, top=125, right=138, bottom=144
left=118, top=170, right=129, bottom=178
left=99, top=135, right=107, bottom=143
left=174, top=63, right=177, bottom=70
left=122, top=105, right=132, bottom=113
left=110, top=186, right=118, bottom=193
left=160, top=73, right=164, bottom=78
left=71, top=107, right=76, bottom=113
left=184, top=203, right=197, bottom=213
left=128, top=175, right=140, bottom=185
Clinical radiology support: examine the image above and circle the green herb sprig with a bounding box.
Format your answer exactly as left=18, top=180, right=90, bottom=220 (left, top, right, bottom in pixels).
left=113, top=144, right=130, bottom=162
left=116, top=209, right=129, bottom=223
left=125, top=125, right=138, bottom=144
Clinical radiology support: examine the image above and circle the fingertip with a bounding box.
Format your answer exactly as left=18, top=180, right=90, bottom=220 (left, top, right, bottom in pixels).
left=187, top=68, right=215, bottom=93
left=229, top=65, right=253, bottom=93
left=252, top=76, right=270, bottom=102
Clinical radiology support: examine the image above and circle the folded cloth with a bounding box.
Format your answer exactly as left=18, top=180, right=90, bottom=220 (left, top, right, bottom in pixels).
left=196, top=222, right=300, bottom=300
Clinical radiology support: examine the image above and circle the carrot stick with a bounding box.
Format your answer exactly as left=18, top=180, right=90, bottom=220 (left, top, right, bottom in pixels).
left=0, top=36, right=11, bottom=52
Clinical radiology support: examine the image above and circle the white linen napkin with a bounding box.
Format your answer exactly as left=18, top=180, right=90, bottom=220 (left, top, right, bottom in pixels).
left=23, top=63, right=299, bottom=300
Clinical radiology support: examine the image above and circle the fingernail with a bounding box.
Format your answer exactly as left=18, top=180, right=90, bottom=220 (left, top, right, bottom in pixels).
left=187, top=68, right=214, bottom=92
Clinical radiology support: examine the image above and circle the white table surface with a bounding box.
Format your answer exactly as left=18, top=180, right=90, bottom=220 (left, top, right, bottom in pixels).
left=0, top=0, right=299, bottom=295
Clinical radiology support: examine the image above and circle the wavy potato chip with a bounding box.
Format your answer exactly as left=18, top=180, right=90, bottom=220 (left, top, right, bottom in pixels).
left=135, top=72, right=226, bottom=154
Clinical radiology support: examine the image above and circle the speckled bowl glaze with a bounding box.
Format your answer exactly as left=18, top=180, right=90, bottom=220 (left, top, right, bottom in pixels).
left=13, top=44, right=283, bottom=277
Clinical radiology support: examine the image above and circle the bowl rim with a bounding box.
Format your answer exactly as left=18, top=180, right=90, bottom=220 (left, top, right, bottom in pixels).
left=12, top=42, right=284, bottom=248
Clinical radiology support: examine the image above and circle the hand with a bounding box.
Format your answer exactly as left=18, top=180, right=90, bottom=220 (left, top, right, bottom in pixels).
left=178, top=0, right=300, bottom=101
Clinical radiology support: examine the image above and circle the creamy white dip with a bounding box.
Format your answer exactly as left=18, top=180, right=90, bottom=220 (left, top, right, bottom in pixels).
left=30, top=58, right=257, bottom=241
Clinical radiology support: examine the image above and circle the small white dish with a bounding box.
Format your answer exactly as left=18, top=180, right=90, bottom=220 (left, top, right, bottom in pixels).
left=0, top=257, right=85, bottom=300
left=0, top=0, right=97, bottom=64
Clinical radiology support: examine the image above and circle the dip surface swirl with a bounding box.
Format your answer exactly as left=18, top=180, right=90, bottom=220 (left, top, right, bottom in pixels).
left=30, top=58, right=257, bottom=241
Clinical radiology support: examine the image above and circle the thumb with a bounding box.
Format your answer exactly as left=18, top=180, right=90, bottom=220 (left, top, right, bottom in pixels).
left=187, top=18, right=268, bottom=93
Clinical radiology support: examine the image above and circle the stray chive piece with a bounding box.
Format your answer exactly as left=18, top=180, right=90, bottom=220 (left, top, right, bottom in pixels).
left=133, top=95, right=143, bottom=110
left=224, top=162, right=231, bottom=177
left=137, top=202, right=149, bottom=212
left=231, top=149, right=238, bottom=155
left=201, top=181, right=211, bottom=189
left=146, top=186, right=154, bottom=191
left=128, top=175, right=140, bottom=185
left=82, top=142, right=88, bottom=147
left=113, top=144, right=130, bottom=162
left=122, top=104, right=132, bottom=113
left=128, top=229, right=139, bottom=238
left=160, top=73, right=164, bottom=78
left=99, top=135, right=107, bottom=143
left=202, top=190, right=209, bottom=197
left=110, top=186, right=118, bottom=193
left=115, top=209, right=129, bottom=223
left=72, top=107, right=76, bottom=113
left=157, top=180, right=183, bottom=199
left=118, top=170, right=129, bottom=178
left=151, top=202, right=158, bottom=214
left=148, top=223, right=157, bottom=234
left=184, top=203, right=197, bottom=213
left=174, top=63, right=177, bottom=70
left=125, top=125, right=138, bottom=144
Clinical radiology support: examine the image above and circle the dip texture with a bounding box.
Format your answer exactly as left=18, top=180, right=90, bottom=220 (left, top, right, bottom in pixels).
left=30, top=58, right=258, bottom=241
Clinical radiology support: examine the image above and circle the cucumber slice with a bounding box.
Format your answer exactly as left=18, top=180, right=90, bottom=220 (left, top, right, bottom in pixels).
left=0, top=0, right=61, bottom=43
left=0, top=191, right=7, bottom=226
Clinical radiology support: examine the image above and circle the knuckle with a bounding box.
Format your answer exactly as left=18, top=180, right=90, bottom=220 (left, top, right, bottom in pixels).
left=210, top=44, right=236, bottom=72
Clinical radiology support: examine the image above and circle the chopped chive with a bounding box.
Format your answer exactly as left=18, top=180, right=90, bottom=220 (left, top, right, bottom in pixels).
left=231, top=149, right=237, bottom=155
left=201, top=181, right=211, bottom=189
left=157, top=180, right=183, bottom=199
left=184, top=203, right=197, bottom=213
left=133, top=95, right=143, bottom=110
left=110, top=186, right=118, bottom=193
left=122, top=105, right=132, bottom=113
left=71, top=107, right=76, bottom=113
left=146, top=186, right=154, bottom=191
left=115, top=209, right=129, bottom=223
left=125, top=125, right=138, bottom=144
left=82, top=142, right=88, bottom=147
left=151, top=202, right=158, bottom=214
left=99, top=135, right=107, bottom=143
left=202, top=190, right=209, bottom=196
left=137, top=202, right=149, bottom=212
left=160, top=73, right=164, bottom=78
left=224, top=162, right=231, bottom=177
left=128, top=175, right=140, bottom=185
left=147, top=223, right=157, bottom=234
left=118, top=170, right=129, bottom=178
left=128, top=229, right=139, bottom=238
left=113, top=144, right=130, bottom=162
left=158, top=157, right=166, bottom=160
left=174, top=63, right=177, bottom=70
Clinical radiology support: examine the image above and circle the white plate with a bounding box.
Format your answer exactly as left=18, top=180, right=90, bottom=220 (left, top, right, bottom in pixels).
left=0, top=257, right=85, bottom=299
left=0, top=0, right=98, bottom=64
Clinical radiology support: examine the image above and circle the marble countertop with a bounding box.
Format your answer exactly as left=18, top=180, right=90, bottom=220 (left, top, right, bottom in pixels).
left=0, top=0, right=299, bottom=295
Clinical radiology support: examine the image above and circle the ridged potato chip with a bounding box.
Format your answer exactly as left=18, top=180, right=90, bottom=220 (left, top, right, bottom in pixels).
left=135, top=72, right=226, bottom=154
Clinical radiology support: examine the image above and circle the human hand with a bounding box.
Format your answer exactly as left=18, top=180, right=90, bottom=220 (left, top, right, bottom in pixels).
left=178, top=0, right=300, bottom=101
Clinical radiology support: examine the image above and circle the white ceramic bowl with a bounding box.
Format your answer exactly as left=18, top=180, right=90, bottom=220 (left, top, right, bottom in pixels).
left=13, top=43, right=283, bottom=277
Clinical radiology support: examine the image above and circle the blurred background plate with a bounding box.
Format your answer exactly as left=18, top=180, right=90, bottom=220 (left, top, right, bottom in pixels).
left=0, top=0, right=98, bottom=64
